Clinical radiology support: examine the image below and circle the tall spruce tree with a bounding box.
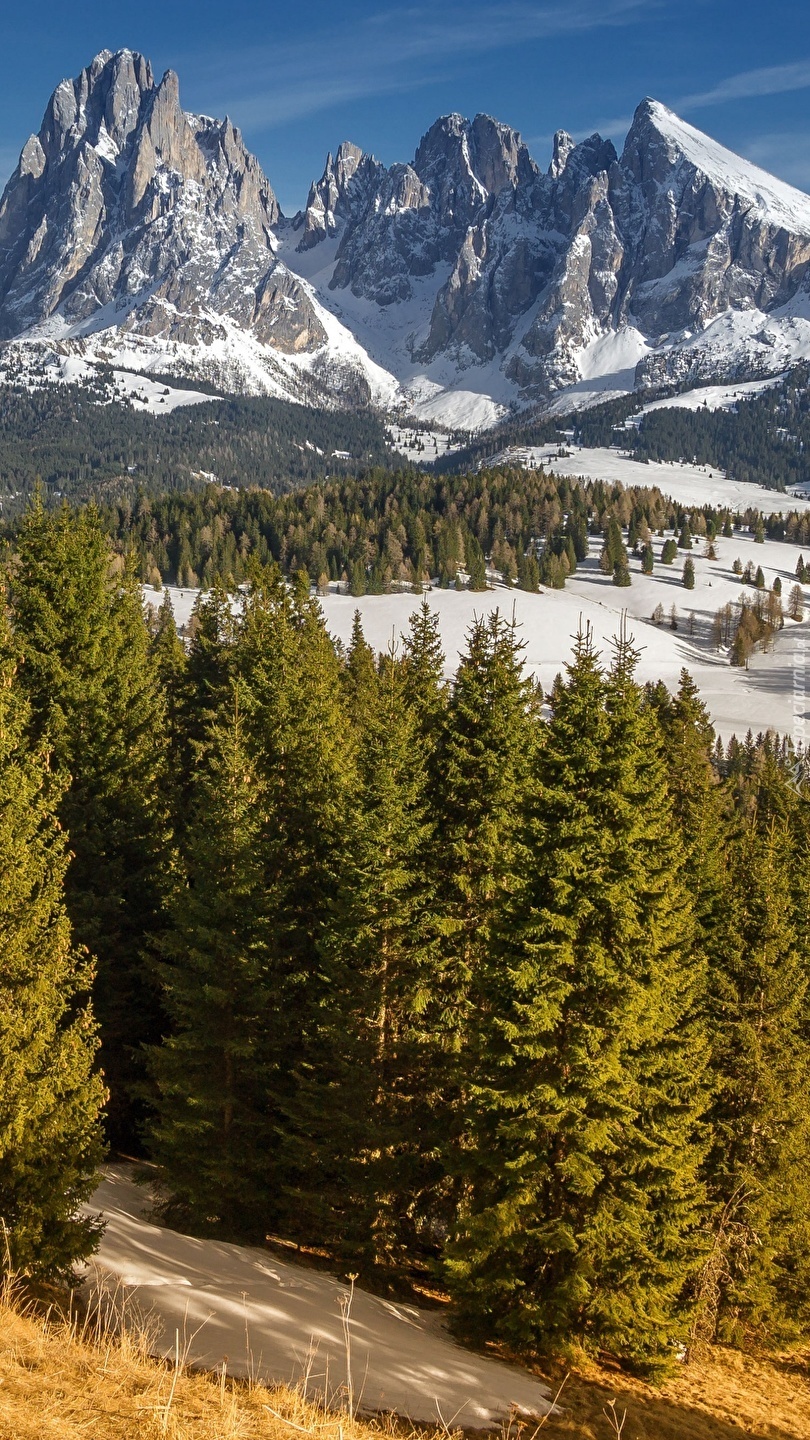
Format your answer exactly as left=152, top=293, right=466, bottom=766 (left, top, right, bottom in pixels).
left=9, top=501, right=172, bottom=1146
left=431, top=611, right=541, bottom=1235
left=149, top=590, right=187, bottom=787
left=148, top=687, right=273, bottom=1239
left=342, top=609, right=379, bottom=722
left=177, top=580, right=237, bottom=797
left=286, top=650, right=439, bottom=1274
left=400, top=600, right=447, bottom=734
left=436, top=611, right=540, bottom=1033
left=235, top=571, right=353, bottom=1231
left=446, top=627, right=708, bottom=1370
left=700, top=814, right=810, bottom=1344
left=0, top=637, right=105, bottom=1276
left=646, top=670, right=730, bottom=959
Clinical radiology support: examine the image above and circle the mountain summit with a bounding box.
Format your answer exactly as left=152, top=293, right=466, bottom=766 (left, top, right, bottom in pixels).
left=3, top=55, right=810, bottom=425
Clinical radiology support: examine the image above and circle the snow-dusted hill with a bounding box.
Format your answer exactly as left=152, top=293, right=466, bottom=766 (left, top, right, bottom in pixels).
left=4, top=51, right=810, bottom=425
left=84, top=1167, right=555, bottom=1426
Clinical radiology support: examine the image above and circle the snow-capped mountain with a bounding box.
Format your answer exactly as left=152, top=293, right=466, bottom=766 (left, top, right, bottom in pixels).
left=3, top=49, right=810, bottom=427
left=0, top=50, right=396, bottom=404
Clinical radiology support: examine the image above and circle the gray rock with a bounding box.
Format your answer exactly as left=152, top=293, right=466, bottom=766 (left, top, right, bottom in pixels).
left=0, top=49, right=325, bottom=359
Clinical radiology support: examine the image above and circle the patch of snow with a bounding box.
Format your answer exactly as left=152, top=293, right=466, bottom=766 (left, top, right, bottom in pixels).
left=82, top=1166, right=555, bottom=1427
left=638, top=375, right=787, bottom=415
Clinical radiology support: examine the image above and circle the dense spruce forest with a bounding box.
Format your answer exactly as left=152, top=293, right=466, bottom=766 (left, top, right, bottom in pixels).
left=0, top=380, right=394, bottom=508
left=80, top=466, right=810, bottom=593
left=446, top=366, right=810, bottom=494
left=2, top=495, right=810, bottom=1375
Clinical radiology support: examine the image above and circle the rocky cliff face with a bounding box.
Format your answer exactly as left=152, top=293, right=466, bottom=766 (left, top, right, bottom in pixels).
left=0, top=50, right=326, bottom=364
left=3, top=53, right=810, bottom=423
left=294, top=99, right=810, bottom=414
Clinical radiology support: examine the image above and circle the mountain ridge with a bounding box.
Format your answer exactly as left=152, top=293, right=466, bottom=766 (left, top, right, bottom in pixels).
left=3, top=49, right=810, bottom=429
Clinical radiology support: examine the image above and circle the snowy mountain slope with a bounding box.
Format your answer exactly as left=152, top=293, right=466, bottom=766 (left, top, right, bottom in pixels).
left=279, top=98, right=810, bottom=423
left=3, top=53, right=810, bottom=425
left=0, top=50, right=402, bottom=407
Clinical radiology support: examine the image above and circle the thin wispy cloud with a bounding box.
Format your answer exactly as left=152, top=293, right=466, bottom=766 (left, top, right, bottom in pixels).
left=677, top=59, right=810, bottom=111
left=181, top=1, right=654, bottom=133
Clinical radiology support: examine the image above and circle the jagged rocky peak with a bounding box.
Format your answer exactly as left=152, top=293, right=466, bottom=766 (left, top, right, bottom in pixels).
left=320, top=111, right=540, bottom=306
left=548, top=130, right=575, bottom=179
left=413, top=111, right=536, bottom=201
left=295, top=140, right=382, bottom=250
left=6, top=56, right=810, bottom=418
left=0, top=48, right=328, bottom=362
left=38, top=48, right=153, bottom=159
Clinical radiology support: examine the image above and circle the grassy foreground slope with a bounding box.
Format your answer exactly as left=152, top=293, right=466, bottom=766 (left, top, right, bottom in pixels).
left=1, top=1288, right=808, bottom=1440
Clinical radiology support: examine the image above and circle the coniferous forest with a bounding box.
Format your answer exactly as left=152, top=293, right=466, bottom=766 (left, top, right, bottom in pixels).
left=448, top=365, right=810, bottom=494
left=2, top=493, right=810, bottom=1377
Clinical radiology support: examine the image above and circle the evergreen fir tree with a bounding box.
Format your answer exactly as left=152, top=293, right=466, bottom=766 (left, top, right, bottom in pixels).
left=433, top=612, right=542, bottom=1235
left=179, top=580, right=237, bottom=789
left=149, top=688, right=273, bottom=1239
left=400, top=600, right=447, bottom=733
left=0, top=639, right=105, bottom=1277
left=683, top=557, right=696, bottom=589
left=288, top=652, right=439, bottom=1273
left=701, top=817, right=810, bottom=1344
left=9, top=501, right=172, bottom=1146
left=447, top=627, right=708, bottom=1370
left=236, top=572, right=354, bottom=1231
left=149, top=590, right=187, bottom=788
left=518, top=552, right=540, bottom=592
left=342, top=610, right=379, bottom=722
left=467, top=537, right=488, bottom=591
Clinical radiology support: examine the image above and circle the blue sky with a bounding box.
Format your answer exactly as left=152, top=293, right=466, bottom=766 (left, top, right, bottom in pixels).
left=2, top=1, right=810, bottom=213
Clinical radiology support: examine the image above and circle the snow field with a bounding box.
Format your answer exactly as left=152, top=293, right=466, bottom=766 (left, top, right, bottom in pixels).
left=149, top=518, right=810, bottom=744
left=82, top=1168, right=554, bottom=1426
left=319, top=529, right=808, bottom=744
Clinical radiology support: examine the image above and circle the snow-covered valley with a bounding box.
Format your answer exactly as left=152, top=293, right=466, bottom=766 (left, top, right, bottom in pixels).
left=151, top=516, right=810, bottom=745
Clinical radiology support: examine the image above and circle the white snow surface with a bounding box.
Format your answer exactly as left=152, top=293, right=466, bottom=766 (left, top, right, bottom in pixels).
left=0, top=349, right=214, bottom=413
left=647, top=101, right=810, bottom=234
left=318, top=532, right=810, bottom=745
left=151, top=512, right=810, bottom=745
left=637, top=376, right=786, bottom=415
left=82, top=1167, right=554, bottom=1426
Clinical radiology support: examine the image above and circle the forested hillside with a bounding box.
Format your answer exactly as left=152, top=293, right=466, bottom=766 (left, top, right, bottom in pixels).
left=0, top=381, right=393, bottom=508
left=443, top=367, right=810, bottom=494
left=573, top=367, right=810, bottom=492
left=631, top=374, right=810, bottom=488
left=86, top=466, right=810, bottom=591
left=2, top=497, right=810, bottom=1376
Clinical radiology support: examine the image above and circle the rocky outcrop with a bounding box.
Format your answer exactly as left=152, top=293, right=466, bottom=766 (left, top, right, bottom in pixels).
left=0, top=49, right=325, bottom=356
left=296, top=98, right=810, bottom=407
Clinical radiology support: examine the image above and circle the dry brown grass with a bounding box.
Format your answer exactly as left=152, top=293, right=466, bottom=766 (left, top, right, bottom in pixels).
left=0, top=1283, right=430, bottom=1440
left=1, top=1283, right=809, bottom=1440
left=516, top=1344, right=810, bottom=1440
